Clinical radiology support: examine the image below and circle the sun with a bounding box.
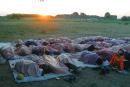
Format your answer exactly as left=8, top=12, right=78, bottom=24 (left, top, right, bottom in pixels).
left=36, top=14, right=54, bottom=23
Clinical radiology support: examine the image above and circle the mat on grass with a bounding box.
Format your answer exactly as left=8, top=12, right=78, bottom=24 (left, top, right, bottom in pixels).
left=9, top=59, right=71, bottom=83
left=72, top=59, right=99, bottom=68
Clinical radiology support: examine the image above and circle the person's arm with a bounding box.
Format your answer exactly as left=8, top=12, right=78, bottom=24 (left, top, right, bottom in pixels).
left=110, top=54, right=116, bottom=65
left=119, top=56, right=125, bottom=70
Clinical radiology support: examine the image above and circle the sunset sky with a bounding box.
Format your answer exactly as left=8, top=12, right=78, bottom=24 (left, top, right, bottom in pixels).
left=0, top=0, right=130, bottom=18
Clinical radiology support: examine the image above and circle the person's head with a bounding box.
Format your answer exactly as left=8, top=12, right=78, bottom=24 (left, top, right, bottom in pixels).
left=96, top=57, right=103, bottom=65
left=117, top=49, right=124, bottom=56
left=15, top=43, right=22, bottom=48
left=42, top=42, right=49, bottom=46
left=87, top=45, right=95, bottom=51
left=15, top=39, right=23, bottom=48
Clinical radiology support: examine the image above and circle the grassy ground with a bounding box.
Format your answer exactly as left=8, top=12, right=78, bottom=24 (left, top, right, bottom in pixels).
left=0, top=18, right=130, bottom=41
left=0, top=18, right=130, bottom=87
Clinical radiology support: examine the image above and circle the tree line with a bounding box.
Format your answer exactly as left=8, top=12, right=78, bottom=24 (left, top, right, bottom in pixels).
left=0, top=12, right=130, bottom=21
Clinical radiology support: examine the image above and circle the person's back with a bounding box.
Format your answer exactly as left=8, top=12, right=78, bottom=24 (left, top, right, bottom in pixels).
left=110, top=49, right=125, bottom=71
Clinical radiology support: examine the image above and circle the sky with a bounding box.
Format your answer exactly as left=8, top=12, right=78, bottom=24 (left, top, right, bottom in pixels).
left=0, top=0, right=130, bottom=18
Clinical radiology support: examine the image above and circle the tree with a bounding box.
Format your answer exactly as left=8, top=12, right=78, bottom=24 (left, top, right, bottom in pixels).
left=6, top=14, right=21, bottom=20
left=80, top=12, right=86, bottom=17
left=71, top=12, right=79, bottom=18
left=121, top=16, right=128, bottom=21
left=104, top=12, right=111, bottom=18
left=72, top=12, right=79, bottom=16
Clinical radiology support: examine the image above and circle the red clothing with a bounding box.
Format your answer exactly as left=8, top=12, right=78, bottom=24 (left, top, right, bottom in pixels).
left=110, top=53, right=125, bottom=70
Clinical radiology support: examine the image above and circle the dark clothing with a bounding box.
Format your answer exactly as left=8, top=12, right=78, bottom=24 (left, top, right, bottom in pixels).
left=39, top=64, right=54, bottom=74
left=64, top=63, right=79, bottom=74
left=87, top=45, right=96, bottom=51
left=124, top=52, right=130, bottom=70
left=25, top=41, right=37, bottom=47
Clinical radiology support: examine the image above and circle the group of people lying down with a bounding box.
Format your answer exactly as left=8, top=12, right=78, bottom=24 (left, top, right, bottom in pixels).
left=0, top=36, right=130, bottom=76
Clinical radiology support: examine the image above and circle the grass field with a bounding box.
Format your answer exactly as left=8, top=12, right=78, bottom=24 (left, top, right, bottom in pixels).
left=0, top=17, right=130, bottom=87
left=0, top=17, right=130, bottom=41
